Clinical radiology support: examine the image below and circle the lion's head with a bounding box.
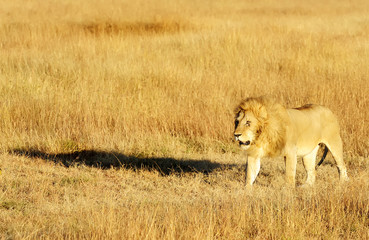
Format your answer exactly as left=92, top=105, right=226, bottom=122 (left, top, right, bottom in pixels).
left=234, top=97, right=288, bottom=157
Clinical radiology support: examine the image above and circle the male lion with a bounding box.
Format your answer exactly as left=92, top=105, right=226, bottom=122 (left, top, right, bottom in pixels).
left=234, top=96, right=348, bottom=187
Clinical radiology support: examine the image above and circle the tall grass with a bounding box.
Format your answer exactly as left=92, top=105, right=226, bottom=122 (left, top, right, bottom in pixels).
left=0, top=0, right=368, bottom=239
left=0, top=0, right=368, bottom=157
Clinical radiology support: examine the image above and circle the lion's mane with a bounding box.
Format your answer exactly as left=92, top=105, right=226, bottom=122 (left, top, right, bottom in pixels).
left=237, top=97, right=288, bottom=158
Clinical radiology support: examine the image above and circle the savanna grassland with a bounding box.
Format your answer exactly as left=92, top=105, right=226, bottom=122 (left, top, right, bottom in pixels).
left=0, top=0, right=368, bottom=239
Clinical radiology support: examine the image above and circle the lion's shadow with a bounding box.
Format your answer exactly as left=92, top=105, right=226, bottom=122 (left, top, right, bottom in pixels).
left=10, top=148, right=236, bottom=176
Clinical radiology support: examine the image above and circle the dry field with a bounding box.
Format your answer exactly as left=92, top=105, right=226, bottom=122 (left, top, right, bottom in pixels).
left=0, top=0, right=368, bottom=239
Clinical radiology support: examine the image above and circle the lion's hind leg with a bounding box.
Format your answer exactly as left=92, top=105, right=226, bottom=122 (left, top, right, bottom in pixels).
left=302, top=145, right=319, bottom=186
left=323, top=136, right=349, bottom=182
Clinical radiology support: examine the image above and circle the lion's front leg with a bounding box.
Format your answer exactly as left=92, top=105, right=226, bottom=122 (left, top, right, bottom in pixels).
left=245, top=155, right=261, bottom=187
left=284, top=150, right=297, bottom=186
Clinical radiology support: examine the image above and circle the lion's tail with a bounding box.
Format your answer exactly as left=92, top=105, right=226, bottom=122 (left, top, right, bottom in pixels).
left=316, top=145, right=329, bottom=169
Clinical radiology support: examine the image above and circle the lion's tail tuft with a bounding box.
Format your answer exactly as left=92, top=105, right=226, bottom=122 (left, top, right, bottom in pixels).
left=316, top=145, right=329, bottom=169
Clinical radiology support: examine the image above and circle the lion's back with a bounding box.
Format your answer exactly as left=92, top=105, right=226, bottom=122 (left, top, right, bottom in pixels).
left=294, top=104, right=339, bottom=127
left=288, top=104, right=341, bottom=141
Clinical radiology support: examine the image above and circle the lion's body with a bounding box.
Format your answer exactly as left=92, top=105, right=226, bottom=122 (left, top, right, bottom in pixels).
left=234, top=97, right=348, bottom=186
left=287, top=105, right=339, bottom=157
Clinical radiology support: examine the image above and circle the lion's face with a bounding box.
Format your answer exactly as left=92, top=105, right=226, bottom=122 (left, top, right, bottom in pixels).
left=234, top=110, right=260, bottom=150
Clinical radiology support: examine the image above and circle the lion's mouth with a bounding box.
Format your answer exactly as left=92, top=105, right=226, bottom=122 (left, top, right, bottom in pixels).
left=239, top=140, right=251, bottom=146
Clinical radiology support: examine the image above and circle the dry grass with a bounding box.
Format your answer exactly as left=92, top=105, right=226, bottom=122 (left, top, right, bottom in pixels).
left=1, top=153, right=368, bottom=239
left=0, top=0, right=368, bottom=239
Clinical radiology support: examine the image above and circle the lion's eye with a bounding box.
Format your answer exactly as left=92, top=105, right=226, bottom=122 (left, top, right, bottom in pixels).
left=245, top=121, right=251, bottom=126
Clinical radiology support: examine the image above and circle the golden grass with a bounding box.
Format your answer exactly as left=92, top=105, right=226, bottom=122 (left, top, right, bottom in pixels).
left=1, top=153, right=368, bottom=239
left=0, top=0, right=369, bottom=239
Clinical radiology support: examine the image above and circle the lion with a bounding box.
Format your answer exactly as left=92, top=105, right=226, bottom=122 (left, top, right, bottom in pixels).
left=234, top=96, right=349, bottom=187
